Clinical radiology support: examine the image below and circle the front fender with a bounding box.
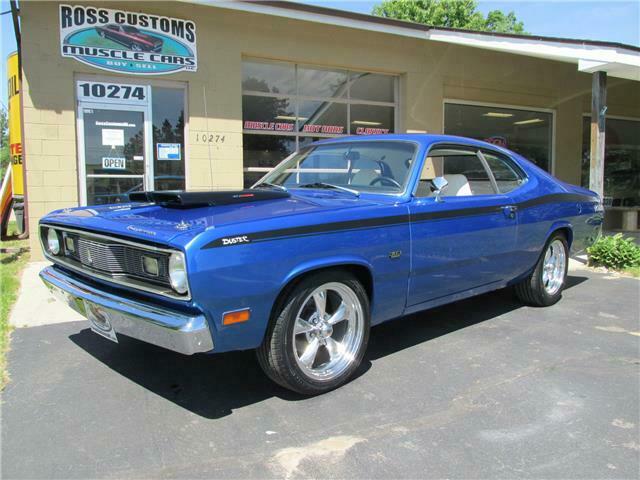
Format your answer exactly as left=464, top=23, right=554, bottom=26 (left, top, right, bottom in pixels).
left=282, top=255, right=374, bottom=287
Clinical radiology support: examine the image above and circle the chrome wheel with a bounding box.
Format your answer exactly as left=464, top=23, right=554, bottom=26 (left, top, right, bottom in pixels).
left=542, top=239, right=566, bottom=295
left=292, top=282, right=365, bottom=382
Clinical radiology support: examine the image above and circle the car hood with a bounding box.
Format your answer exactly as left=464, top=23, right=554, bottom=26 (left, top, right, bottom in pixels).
left=40, top=191, right=383, bottom=248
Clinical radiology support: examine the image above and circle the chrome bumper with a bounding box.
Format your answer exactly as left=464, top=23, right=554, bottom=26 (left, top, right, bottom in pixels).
left=39, top=266, right=214, bottom=355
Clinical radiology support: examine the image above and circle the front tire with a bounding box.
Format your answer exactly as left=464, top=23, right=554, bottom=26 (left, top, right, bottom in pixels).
left=257, top=271, right=370, bottom=395
left=515, top=232, right=569, bottom=307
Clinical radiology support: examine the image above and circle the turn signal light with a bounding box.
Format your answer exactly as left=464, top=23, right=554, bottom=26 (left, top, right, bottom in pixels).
left=223, top=309, right=250, bottom=326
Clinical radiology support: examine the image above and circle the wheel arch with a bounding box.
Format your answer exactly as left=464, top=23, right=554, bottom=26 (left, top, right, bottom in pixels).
left=268, top=258, right=374, bottom=330
left=546, top=221, right=573, bottom=249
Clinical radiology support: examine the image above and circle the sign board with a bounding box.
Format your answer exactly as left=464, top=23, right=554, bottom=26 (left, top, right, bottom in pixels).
left=77, top=81, right=148, bottom=105
left=157, top=143, right=181, bottom=161
left=102, top=157, right=126, bottom=170
left=59, top=4, right=197, bottom=75
left=7, top=52, right=23, bottom=196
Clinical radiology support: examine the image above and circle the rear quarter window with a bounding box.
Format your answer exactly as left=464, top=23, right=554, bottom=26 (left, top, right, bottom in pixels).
left=482, top=150, right=527, bottom=193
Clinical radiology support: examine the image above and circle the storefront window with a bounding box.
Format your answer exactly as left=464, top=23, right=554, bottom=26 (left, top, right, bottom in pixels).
left=242, top=134, right=297, bottom=187
left=444, top=102, right=553, bottom=172
left=581, top=117, right=640, bottom=206
left=242, top=59, right=398, bottom=187
left=152, top=87, right=185, bottom=191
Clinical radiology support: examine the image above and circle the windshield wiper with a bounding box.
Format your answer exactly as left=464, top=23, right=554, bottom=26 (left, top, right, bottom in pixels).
left=297, top=182, right=360, bottom=197
left=253, top=182, right=288, bottom=192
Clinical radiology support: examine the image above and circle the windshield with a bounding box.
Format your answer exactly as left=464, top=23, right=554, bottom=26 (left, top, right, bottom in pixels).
left=255, top=141, right=417, bottom=194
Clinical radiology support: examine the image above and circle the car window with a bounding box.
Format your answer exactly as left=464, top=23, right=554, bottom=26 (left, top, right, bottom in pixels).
left=258, top=141, right=417, bottom=194
left=481, top=150, right=526, bottom=193
left=107, top=25, right=119, bottom=31
left=415, top=147, right=496, bottom=197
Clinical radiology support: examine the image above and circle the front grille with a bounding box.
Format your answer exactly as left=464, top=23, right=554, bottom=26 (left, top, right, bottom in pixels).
left=62, top=232, right=171, bottom=286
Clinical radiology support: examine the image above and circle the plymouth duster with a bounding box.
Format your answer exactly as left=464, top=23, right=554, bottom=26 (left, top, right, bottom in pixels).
left=39, top=134, right=603, bottom=394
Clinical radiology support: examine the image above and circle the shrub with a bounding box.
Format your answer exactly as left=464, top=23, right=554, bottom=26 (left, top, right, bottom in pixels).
left=587, top=234, right=640, bottom=270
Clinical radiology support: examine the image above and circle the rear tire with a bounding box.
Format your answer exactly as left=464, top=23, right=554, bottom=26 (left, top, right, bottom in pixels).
left=515, top=232, right=569, bottom=307
left=257, top=271, right=370, bottom=395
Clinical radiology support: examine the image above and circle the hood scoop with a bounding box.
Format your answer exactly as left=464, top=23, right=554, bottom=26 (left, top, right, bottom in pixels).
left=129, top=190, right=290, bottom=209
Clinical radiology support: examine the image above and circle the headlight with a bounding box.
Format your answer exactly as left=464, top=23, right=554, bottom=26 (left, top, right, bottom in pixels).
left=168, top=252, right=188, bottom=294
left=46, top=228, right=61, bottom=255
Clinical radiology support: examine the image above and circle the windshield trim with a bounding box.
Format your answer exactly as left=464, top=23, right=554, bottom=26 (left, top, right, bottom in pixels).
left=253, top=139, right=422, bottom=198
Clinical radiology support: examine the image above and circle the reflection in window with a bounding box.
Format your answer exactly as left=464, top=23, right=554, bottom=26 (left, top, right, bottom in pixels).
left=242, top=135, right=297, bottom=188
left=350, top=104, right=394, bottom=135
left=88, top=177, right=144, bottom=205
left=152, top=87, right=185, bottom=191
left=581, top=117, right=640, bottom=206
left=242, top=59, right=398, bottom=186
left=242, top=60, right=296, bottom=95
left=349, top=72, right=395, bottom=102
left=297, top=66, right=348, bottom=98
left=242, top=95, right=295, bottom=132
left=482, top=150, right=526, bottom=193
left=298, top=101, right=347, bottom=134
left=444, top=103, right=553, bottom=172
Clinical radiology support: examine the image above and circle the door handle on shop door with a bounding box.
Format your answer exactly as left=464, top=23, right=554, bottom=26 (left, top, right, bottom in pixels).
left=503, top=205, right=518, bottom=219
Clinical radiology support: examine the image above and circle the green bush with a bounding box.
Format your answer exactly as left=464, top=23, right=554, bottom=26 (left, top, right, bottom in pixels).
left=587, top=234, right=640, bottom=270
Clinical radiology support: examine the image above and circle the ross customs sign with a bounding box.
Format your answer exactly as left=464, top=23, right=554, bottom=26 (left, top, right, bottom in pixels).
left=59, top=4, right=197, bottom=75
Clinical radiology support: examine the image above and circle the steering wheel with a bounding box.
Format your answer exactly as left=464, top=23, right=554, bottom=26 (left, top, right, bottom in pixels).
left=369, top=176, right=402, bottom=189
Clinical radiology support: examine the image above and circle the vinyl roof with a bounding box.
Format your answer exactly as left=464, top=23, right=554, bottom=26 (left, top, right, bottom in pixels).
left=190, top=0, right=640, bottom=81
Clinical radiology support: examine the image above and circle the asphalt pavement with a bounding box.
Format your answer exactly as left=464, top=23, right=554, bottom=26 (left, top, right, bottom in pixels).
left=2, top=269, right=639, bottom=479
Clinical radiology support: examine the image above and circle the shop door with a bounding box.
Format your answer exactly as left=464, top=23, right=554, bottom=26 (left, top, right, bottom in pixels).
left=77, top=81, right=153, bottom=206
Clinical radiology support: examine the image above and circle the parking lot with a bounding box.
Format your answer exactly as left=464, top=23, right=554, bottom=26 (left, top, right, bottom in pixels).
left=2, top=268, right=639, bottom=479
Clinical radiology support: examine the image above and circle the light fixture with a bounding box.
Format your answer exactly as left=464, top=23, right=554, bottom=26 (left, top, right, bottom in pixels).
left=483, top=112, right=513, bottom=118
left=275, top=115, right=308, bottom=121
left=351, top=120, right=382, bottom=126
left=168, top=252, right=188, bottom=294
left=64, top=236, right=75, bottom=253
left=46, top=228, right=61, bottom=255
left=514, top=118, right=544, bottom=125
left=142, top=256, right=160, bottom=277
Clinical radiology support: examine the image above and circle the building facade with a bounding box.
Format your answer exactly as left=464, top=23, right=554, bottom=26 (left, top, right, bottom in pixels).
left=18, top=1, right=640, bottom=258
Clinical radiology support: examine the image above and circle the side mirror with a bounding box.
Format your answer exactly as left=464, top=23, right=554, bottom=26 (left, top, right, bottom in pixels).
left=430, top=176, right=448, bottom=202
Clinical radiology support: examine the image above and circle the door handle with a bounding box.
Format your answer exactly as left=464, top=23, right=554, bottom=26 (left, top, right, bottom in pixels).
left=502, top=205, right=518, bottom=219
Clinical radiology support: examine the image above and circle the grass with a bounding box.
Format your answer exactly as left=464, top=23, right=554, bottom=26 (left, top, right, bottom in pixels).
left=0, top=221, right=30, bottom=389
left=623, top=266, right=640, bottom=278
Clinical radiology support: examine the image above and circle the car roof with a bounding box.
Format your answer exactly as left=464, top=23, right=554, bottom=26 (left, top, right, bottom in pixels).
left=311, top=134, right=514, bottom=156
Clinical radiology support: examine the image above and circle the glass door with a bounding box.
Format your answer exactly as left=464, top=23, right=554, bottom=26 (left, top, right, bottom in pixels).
left=78, top=104, right=151, bottom=205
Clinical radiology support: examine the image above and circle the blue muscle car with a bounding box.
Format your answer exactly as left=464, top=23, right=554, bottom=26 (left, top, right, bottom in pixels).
left=39, top=135, right=603, bottom=394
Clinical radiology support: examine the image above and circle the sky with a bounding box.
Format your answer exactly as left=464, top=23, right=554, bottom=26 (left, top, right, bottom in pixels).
left=1, top=0, right=639, bottom=104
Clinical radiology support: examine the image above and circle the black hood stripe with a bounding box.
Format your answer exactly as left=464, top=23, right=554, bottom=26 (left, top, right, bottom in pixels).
left=202, top=192, right=597, bottom=249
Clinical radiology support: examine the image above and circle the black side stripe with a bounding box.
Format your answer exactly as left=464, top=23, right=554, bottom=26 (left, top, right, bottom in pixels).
left=202, top=193, right=597, bottom=249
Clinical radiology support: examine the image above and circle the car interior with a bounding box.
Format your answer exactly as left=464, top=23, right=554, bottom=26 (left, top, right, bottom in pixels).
left=416, top=148, right=497, bottom=198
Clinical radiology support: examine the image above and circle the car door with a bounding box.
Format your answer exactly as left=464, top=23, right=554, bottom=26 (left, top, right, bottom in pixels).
left=407, top=145, right=519, bottom=307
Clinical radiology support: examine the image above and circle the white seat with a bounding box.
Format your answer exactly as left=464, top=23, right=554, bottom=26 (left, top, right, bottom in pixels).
left=443, top=174, right=472, bottom=197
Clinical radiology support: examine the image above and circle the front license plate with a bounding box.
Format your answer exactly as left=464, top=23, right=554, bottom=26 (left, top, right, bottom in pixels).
left=84, top=301, right=119, bottom=344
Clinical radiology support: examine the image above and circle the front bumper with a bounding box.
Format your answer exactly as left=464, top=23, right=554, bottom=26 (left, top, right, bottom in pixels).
left=40, top=266, right=214, bottom=355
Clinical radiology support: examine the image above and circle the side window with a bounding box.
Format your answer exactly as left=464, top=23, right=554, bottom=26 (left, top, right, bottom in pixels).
left=416, top=147, right=496, bottom=197
left=482, top=151, right=526, bottom=193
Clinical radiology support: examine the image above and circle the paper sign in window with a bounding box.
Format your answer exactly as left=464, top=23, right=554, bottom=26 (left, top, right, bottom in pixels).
left=157, top=143, right=181, bottom=161
left=101, top=128, right=125, bottom=146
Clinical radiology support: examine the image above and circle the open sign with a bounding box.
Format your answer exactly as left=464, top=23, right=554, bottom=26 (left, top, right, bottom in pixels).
left=102, top=157, right=126, bottom=170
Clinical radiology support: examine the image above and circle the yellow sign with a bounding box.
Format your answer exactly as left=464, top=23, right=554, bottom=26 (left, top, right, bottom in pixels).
left=7, top=52, right=23, bottom=196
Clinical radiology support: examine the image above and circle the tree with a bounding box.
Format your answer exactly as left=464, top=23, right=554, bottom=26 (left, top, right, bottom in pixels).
left=0, top=107, right=9, bottom=180
left=372, top=0, right=527, bottom=34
